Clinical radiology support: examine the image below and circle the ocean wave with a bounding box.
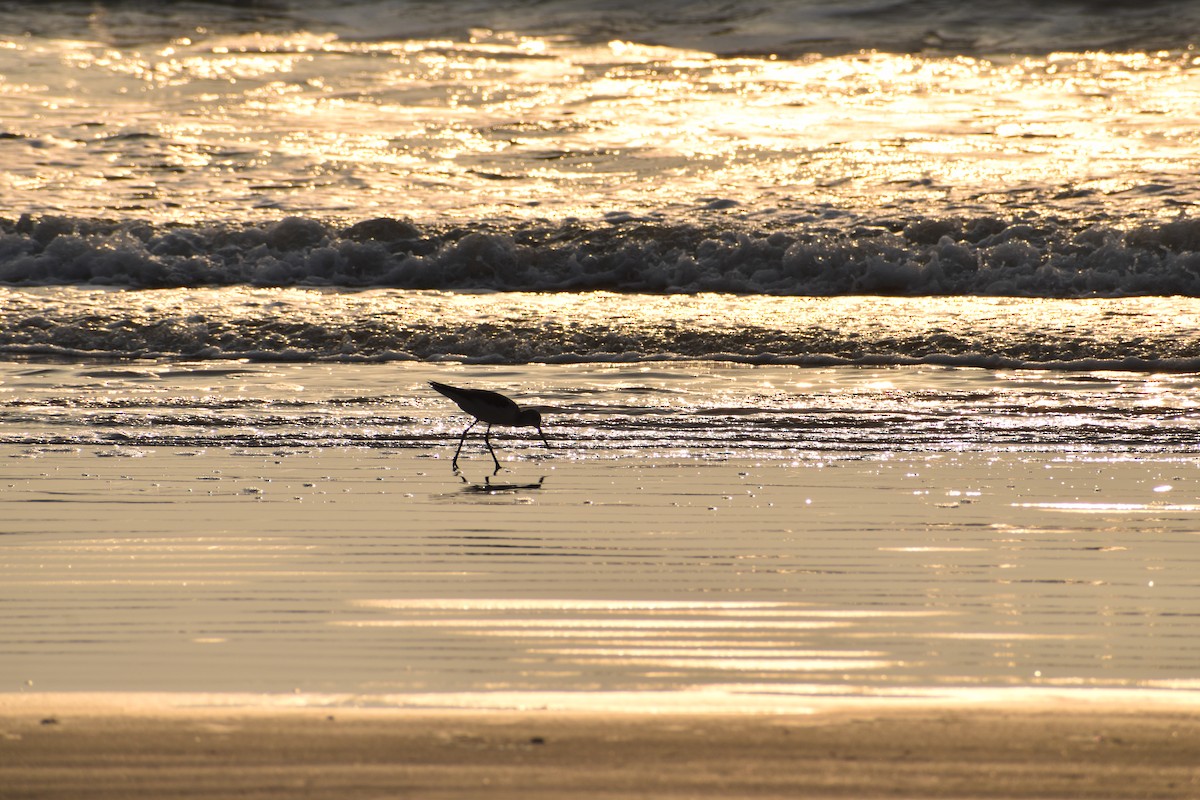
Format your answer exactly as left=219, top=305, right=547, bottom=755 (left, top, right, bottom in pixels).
left=3, top=214, right=1200, bottom=298
left=1, top=285, right=1197, bottom=372
left=26, top=0, right=1200, bottom=57
left=4, top=343, right=1200, bottom=375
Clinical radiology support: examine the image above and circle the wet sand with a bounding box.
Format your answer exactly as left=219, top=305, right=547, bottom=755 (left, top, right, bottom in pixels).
left=4, top=442, right=1200, bottom=697
left=2, top=699, right=1199, bottom=799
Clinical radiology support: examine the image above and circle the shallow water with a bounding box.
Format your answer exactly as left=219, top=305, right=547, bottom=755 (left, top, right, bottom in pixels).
left=2, top=344, right=1200, bottom=454
left=4, top=288, right=1200, bottom=368
left=1, top=360, right=1198, bottom=707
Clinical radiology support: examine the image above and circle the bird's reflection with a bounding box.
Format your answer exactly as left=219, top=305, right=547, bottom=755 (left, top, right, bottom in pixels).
left=458, top=474, right=547, bottom=493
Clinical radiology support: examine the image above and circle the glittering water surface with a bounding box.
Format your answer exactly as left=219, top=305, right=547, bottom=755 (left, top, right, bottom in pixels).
left=3, top=288, right=1200, bottom=368
left=2, top=11, right=1199, bottom=226
left=2, top=292, right=1200, bottom=454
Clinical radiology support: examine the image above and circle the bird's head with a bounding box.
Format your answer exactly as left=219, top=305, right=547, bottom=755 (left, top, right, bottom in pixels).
left=518, top=409, right=550, bottom=449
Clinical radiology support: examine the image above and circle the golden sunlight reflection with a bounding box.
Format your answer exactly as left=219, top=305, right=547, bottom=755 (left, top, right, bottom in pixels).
left=355, top=599, right=793, bottom=610
left=334, top=618, right=847, bottom=630
left=6, top=29, right=1199, bottom=222
left=329, top=598, right=951, bottom=682
left=1015, top=502, right=1200, bottom=513
left=527, top=647, right=888, bottom=658
left=925, top=632, right=1090, bottom=641
left=534, top=654, right=900, bottom=672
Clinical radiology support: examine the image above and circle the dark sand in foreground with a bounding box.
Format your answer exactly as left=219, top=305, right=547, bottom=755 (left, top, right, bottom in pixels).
left=3, top=705, right=1199, bottom=799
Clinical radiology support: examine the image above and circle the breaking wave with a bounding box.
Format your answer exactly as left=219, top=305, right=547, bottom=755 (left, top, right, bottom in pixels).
left=4, top=214, right=1200, bottom=298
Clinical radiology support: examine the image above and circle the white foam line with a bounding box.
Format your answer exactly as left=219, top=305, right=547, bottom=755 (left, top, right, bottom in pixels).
left=331, top=618, right=846, bottom=630
left=352, top=599, right=804, bottom=610
left=8, top=686, right=1200, bottom=716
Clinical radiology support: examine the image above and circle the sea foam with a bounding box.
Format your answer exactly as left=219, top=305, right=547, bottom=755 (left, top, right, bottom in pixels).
left=3, top=214, right=1200, bottom=298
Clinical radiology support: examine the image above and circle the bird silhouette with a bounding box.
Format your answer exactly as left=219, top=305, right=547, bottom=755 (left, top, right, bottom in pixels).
left=430, top=381, right=549, bottom=472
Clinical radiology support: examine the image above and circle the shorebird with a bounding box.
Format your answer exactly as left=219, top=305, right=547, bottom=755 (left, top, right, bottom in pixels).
left=430, top=381, right=549, bottom=472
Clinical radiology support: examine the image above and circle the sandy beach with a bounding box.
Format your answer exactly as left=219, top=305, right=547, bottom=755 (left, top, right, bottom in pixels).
left=5, top=0, right=1200, bottom=794
left=3, top=699, right=1199, bottom=799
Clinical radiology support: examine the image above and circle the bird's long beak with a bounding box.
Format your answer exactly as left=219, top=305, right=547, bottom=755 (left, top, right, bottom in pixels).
left=537, top=426, right=550, bottom=449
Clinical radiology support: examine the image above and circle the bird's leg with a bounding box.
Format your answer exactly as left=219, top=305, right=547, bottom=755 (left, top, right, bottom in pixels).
left=483, top=423, right=501, bottom=473
left=452, top=419, right=479, bottom=468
